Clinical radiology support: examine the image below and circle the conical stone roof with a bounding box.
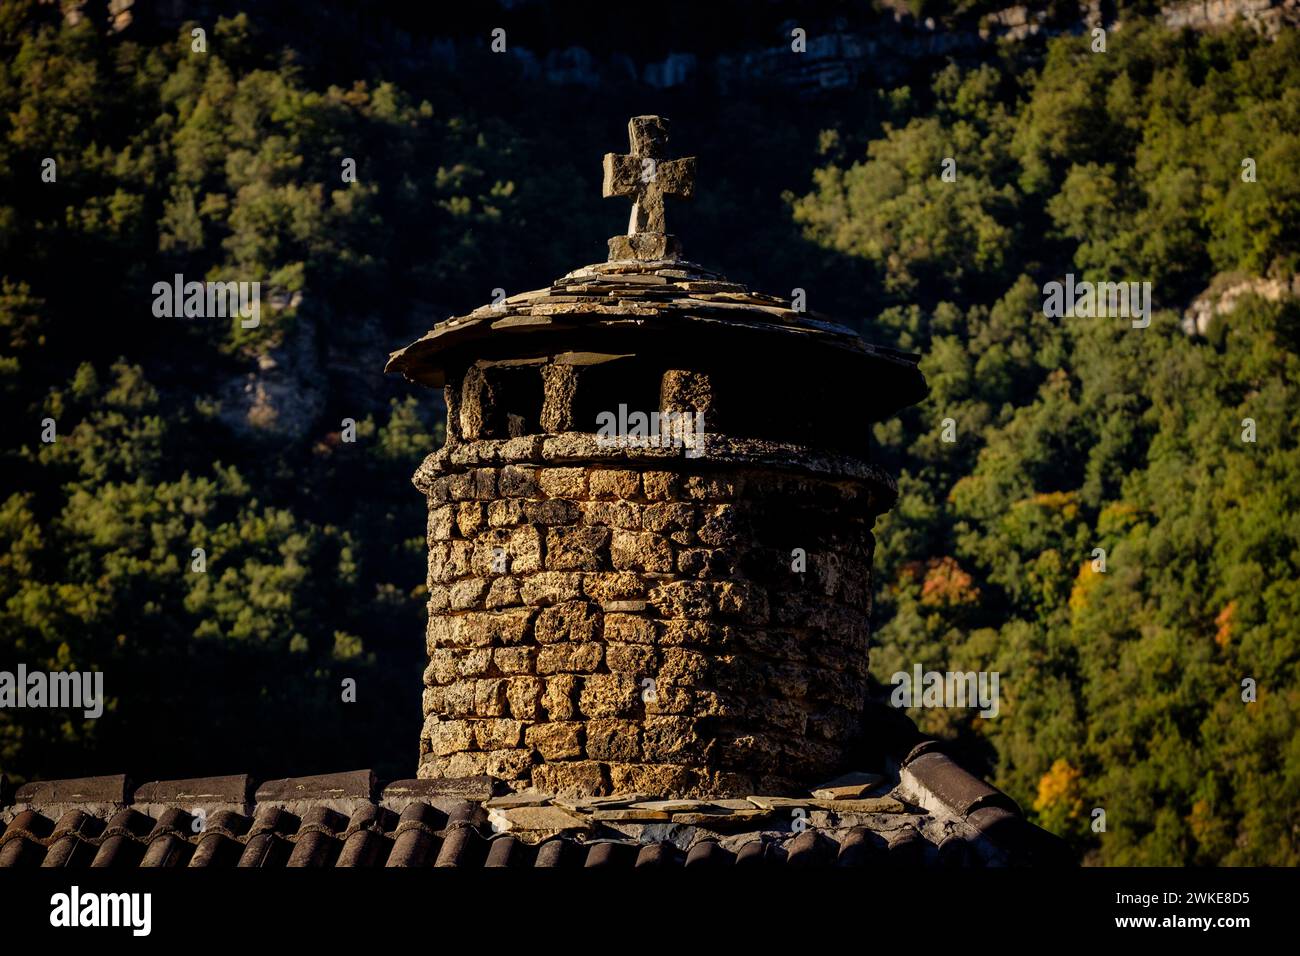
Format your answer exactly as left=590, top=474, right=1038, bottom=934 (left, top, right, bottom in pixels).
left=386, top=256, right=925, bottom=422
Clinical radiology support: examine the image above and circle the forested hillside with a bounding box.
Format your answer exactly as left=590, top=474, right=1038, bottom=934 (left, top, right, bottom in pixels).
left=1, top=2, right=1296, bottom=864
left=794, top=23, right=1300, bottom=865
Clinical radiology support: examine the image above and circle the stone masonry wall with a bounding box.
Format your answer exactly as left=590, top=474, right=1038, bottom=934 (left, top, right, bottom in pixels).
left=417, top=459, right=888, bottom=797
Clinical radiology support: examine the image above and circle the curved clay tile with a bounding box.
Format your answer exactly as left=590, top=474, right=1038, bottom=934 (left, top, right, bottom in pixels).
left=386, top=802, right=441, bottom=868
left=0, top=810, right=53, bottom=868
left=189, top=810, right=251, bottom=868
left=237, top=806, right=297, bottom=868
left=42, top=809, right=99, bottom=868
left=336, top=804, right=393, bottom=867
left=90, top=808, right=152, bottom=868
left=140, top=807, right=197, bottom=868
left=286, top=805, right=347, bottom=867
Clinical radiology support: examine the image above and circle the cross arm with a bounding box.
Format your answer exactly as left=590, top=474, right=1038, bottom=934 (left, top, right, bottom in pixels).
left=602, top=153, right=641, bottom=198
left=655, top=157, right=696, bottom=199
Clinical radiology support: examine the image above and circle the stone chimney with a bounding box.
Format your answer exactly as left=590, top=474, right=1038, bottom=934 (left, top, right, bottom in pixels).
left=387, top=116, right=927, bottom=797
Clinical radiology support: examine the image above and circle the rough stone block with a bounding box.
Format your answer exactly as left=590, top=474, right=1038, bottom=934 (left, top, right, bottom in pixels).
left=449, top=577, right=489, bottom=611
left=499, top=465, right=540, bottom=497
left=539, top=467, right=587, bottom=499
left=476, top=718, right=524, bottom=750
left=611, top=530, right=674, bottom=573
left=588, top=469, right=641, bottom=500
left=605, top=643, right=658, bottom=674
left=459, top=368, right=494, bottom=441
left=485, top=576, right=522, bottom=609
left=427, top=650, right=458, bottom=685
left=429, top=504, right=456, bottom=541
left=436, top=541, right=474, bottom=582
left=505, top=525, right=544, bottom=574
left=483, top=749, right=533, bottom=781
left=534, top=600, right=601, bottom=644
left=713, top=580, right=770, bottom=624
left=581, top=500, right=642, bottom=530
left=488, top=498, right=526, bottom=528
left=607, top=232, right=681, bottom=261
left=525, top=721, right=584, bottom=760
left=540, top=364, right=579, bottom=433
left=520, top=572, right=584, bottom=606
left=641, top=471, right=680, bottom=500
left=425, top=476, right=451, bottom=505
left=579, top=673, right=642, bottom=718
left=474, top=679, right=509, bottom=717
left=642, top=502, right=695, bottom=535
left=525, top=499, right=580, bottom=525
left=448, top=472, right=476, bottom=501
left=425, top=617, right=454, bottom=653
left=423, top=718, right=475, bottom=756
left=541, top=675, right=581, bottom=720
left=537, top=642, right=604, bottom=675
left=456, top=501, right=485, bottom=537
left=427, top=584, right=451, bottom=614
left=642, top=716, right=704, bottom=763
left=506, top=676, right=544, bottom=720
left=648, top=580, right=712, bottom=619
left=676, top=547, right=732, bottom=577
left=585, top=719, right=642, bottom=762
left=493, top=646, right=537, bottom=675
left=457, top=648, right=493, bottom=678
left=603, top=613, right=655, bottom=645
left=607, top=763, right=697, bottom=797
left=545, top=525, right=611, bottom=570
left=658, top=647, right=710, bottom=684
left=441, top=680, right=476, bottom=717
left=660, top=369, right=714, bottom=415
left=644, top=678, right=694, bottom=715
left=581, top=571, right=645, bottom=602
left=427, top=542, right=450, bottom=575
left=530, top=760, right=607, bottom=797
left=420, top=752, right=486, bottom=779
left=684, top=474, right=740, bottom=501
left=421, top=685, right=444, bottom=716
left=446, top=609, right=534, bottom=648
left=697, top=504, right=741, bottom=546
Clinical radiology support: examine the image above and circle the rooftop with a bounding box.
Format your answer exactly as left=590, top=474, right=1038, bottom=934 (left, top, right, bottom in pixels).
left=0, top=724, right=1069, bottom=868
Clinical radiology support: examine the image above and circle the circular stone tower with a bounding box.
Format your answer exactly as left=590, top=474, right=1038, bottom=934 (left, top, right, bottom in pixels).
left=387, top=116, right=927, bottom=797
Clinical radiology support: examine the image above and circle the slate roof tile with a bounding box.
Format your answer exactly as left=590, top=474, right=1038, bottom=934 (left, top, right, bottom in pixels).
left=385, top=258, right=928, bottom=426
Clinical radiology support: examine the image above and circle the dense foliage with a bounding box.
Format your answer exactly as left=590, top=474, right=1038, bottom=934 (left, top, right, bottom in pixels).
left=1, top=4, right=1296, bottom=865
left=796, top=23, right=1300, bottom=864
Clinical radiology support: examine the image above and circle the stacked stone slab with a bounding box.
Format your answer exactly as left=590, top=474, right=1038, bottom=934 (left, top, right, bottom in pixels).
left=388, top=116, right=927, bottom=797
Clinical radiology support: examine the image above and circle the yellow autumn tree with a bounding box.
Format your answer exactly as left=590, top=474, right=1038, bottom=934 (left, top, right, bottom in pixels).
left=1033, top=758, right=1085, bottom=835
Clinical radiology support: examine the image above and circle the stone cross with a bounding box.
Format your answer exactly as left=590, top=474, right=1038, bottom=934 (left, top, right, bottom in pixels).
left=603, top=116, right=695, bottom=257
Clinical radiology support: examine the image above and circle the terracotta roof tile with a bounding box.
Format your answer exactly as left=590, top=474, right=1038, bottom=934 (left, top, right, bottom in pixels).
left=386, top=802, right=440, bottom=868
left=533, top=837, right=575, bottom=868
left=734, top=839, right=772, bottom=867
left=484, top=834, right=523, bottom=867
